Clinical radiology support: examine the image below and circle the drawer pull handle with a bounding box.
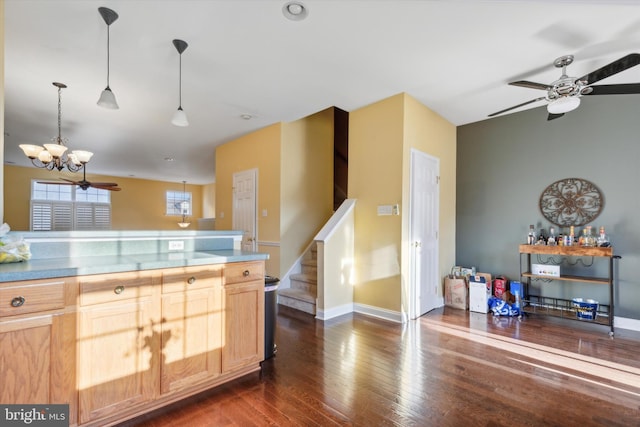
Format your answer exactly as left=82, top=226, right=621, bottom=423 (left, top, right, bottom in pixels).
left=243, top=270, right=250, bottom=277
left=11, top=296, right=26, bottom=307
left=187, top=276, right=196, bottom=285
left=114, top=285, right=125, bottom=295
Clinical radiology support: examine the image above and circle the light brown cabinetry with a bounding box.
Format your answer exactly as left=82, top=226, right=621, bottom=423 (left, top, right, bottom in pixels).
left=0, top=259, right=264, bottom=427
left=0, top=278, right=76, bottom=425
left=160, top=265, right=223, bottom=394
left=77, top=271, right=160, bottom=424
left=222, top=261, right=265, bottom=372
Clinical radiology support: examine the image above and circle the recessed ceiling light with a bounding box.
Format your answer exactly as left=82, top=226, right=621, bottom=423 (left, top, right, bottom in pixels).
left=241, top=114, right=252, bottom=120
left=282, top=1, right=308, bottom=21
left=164, top=157, right=175, bottom=162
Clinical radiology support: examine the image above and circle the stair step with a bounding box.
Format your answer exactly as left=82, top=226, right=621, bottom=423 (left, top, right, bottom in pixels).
left=290, top=272, right=316, bottom=284
left=278, top=288, right=316, bottom=315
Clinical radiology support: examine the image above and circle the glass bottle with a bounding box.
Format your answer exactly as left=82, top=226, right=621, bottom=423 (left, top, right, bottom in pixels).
left=597, top=226, right=610, bottom=247
left=527, top=225, right=536, bottom=245
left=568, top=225, right=575, bottom=246
left=548, top=226, right=557, bottom=246
left=583, top=226, right=596, bottom=247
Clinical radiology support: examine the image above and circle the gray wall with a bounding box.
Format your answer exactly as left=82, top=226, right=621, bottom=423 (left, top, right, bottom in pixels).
left=457, top=95, right=640, bottom=320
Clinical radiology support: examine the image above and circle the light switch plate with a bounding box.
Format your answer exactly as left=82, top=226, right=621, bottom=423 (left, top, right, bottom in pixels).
left=168, top=240, right=185, bottom=251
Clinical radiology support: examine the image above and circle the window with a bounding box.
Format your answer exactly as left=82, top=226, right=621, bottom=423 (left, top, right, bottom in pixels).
left=166, top=190, right=192, bottom=216
left=30, top=181, right=111, bottom=231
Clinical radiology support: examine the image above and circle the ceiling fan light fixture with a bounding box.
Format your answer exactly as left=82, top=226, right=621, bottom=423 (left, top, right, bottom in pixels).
left=97, top=7, right=120, bottom=110
left=171, top=39, right=189, bottom=127
left=547, top=96, right=581, bottom=114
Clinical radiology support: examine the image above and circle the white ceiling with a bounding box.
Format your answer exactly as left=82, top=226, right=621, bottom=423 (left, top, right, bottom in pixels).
left=4, top=0, right=640, bottom=185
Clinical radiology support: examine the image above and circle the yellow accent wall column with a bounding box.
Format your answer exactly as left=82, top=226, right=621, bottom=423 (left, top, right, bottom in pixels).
left=349, top=94, right=405, bottom=311
left=349, top=93, right=456, bottom=315
left=280, top=108, right=334, bottom=276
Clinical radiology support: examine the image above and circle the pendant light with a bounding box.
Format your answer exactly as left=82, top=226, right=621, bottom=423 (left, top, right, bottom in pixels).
left=171, top=39, right=189, bottom=126
left=97, top=7, right=119, bottom=109
left=177, top=181, right=191, bottom=228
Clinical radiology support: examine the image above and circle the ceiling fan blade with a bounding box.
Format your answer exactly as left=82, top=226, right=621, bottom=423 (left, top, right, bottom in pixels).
left=60, top=178, right=80, bottom=184
left=509, top=81, right=552, bottom=91
left=547, top=113, right=564, bottom=121
left=89, top=182, right=119, bottom=187
left=91, top=184, right=122, bottom=191
left=585, top=83, right=640, bottom=95
left=488, top=97, right=546, bottom=117
left=577, top=53, right=640, bottom=85
left=37, top=181, right=77, bottom=186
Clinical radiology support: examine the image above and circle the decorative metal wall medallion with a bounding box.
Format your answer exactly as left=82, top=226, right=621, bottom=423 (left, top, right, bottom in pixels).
left=539, top=178, right=603, bottom=226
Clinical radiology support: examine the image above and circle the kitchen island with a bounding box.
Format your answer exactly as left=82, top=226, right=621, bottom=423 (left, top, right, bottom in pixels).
left=0, top=230, right=268, bottom=427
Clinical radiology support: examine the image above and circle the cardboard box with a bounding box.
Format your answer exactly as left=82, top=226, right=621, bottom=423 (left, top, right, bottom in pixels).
left=469, top=275, right=489, bottom=313
left=444, top=275, right=468, bottom=310
left=532, top=264, right=560, bottom=277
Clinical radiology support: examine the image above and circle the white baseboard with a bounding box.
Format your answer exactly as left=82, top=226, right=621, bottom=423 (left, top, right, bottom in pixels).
left=316, top=303, right=354, bottom=321
left=614, top=316, right=640, bottom=332
left=353, top=303, right=403, bottom=323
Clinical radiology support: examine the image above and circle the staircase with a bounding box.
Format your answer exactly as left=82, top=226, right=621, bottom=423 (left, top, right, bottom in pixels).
left=278, top=244, right=318, bottom=315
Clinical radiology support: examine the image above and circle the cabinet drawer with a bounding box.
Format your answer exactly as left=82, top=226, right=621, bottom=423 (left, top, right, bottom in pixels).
left=0, top=279, right=65, bottom=317
left=224, top=261, right=264, bottom=285
left=162, top=265, right=222, bottom=294
left=79, top=273, right=153, bottom=306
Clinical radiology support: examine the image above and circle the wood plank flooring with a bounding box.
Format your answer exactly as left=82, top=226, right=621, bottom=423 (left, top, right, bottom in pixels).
left=120, top=306, right=640, bottom=427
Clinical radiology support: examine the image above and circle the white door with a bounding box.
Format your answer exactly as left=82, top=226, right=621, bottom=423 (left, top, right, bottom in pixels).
left=409, top=149, right=439, bottom=319
left=232, top=169, right=257, bottom=252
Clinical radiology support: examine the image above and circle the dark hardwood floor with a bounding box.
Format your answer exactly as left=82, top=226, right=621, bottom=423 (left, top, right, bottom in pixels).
left=121, top=306, right=640, bottom=427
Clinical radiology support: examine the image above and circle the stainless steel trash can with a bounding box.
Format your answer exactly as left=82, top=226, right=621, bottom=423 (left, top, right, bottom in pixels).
left=264, top=275, right=279, bottom=359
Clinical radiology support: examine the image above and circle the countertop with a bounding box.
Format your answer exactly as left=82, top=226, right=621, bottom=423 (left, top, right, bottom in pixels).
left=0, top=250, right=269, bottom=283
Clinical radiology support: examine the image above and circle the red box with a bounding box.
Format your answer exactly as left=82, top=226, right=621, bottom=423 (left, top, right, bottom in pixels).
left=493, top=276, right=508, bottom=298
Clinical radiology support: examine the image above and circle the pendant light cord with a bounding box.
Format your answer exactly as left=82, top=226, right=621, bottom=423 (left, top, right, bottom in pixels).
left=57, top=86, right=62, bottom=143
left=106, top=24, right=111, bottom=88
left=178, top=53, right=182, bottom=108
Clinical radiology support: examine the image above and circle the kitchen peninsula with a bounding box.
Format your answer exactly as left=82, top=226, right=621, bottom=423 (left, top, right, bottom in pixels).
left=0, top=230, right=268, bottom=427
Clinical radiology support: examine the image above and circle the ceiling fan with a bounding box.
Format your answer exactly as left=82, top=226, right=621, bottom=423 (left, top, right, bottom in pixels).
left=489, top=53, right=640, bottom=120
left=38, top=165, right=121, bottom=191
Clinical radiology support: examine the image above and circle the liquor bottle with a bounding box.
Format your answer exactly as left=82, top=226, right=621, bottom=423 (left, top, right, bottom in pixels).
left=527, top=225, right=536, bottom=245
left=584, top=226, right=596, bottom=247
left=568, top=225, right=575, bottom=246
left=597, top=226, right=610, bottom=247
left=548, top=226, right=557, bottom=246
left=537, top=228, right=546, bottom=245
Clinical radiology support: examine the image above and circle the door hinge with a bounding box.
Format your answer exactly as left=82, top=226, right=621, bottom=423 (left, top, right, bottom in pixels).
left=436, top=176, right=440, bottom=184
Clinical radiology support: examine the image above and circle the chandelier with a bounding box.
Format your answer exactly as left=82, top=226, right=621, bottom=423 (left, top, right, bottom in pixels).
left=19, top=82, right=93, bottom=172
left=177, top=181, right=191, bottom=228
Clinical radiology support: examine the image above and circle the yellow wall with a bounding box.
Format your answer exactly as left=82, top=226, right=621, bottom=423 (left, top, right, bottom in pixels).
left=349, top=94, right=405, bottom=311
left=202, top=182, right=216, bottom=218
left=280, top=108, right=334, bottom=275
left=348, top=93, right=457, bottom=314
left=215, top=123, right=282, bottom=275
left=4, top=165, right=203, bottom=230
left=401, top=94, right=457, bottom=308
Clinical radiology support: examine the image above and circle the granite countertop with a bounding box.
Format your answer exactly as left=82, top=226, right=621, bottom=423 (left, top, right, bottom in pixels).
left=0, top=250, right=269, bottom=283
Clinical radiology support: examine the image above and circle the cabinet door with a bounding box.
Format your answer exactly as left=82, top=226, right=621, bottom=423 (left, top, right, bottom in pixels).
left=161, top=287, right=222, bottom=394
left=78, top=297, right=159, bottom=424
left=0, top=316, right=52, bottom=404
left=222, top=280, right=264, bottom=372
